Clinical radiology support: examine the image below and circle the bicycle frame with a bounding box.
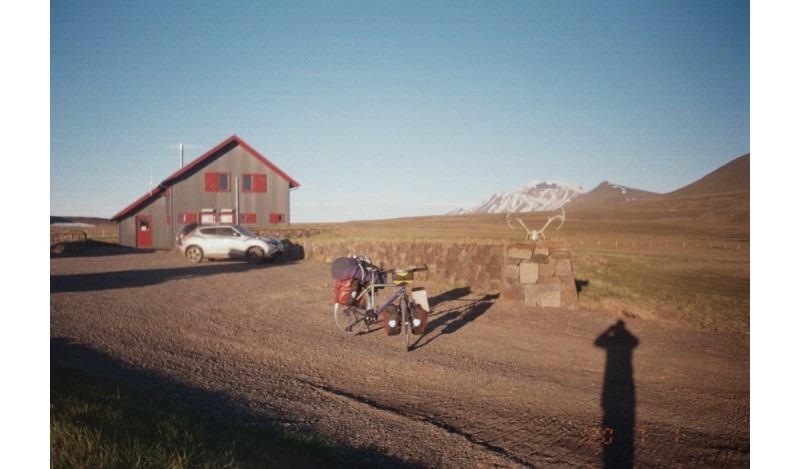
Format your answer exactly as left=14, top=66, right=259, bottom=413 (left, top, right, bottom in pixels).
left=353, top=270, right=409, bottom=321
left=333, top=264, right=427, bottom=351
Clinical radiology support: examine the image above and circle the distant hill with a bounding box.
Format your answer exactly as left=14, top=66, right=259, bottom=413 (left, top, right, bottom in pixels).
left=667, top=153, right=750, bottom=197
left=565, top=181, right=656, bottom=210
left=566, top=154, right=750, bottom=228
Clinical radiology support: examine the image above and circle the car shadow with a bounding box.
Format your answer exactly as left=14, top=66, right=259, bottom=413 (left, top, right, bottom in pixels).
left=50, top=240, right=156, bottom=258
left=51, top=259, right=299, bottom=293
left=410, top=288, right=500, bottom=350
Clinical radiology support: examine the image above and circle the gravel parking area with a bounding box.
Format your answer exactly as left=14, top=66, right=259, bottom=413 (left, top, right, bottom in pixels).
left=51, top=247, right=749, bottom=468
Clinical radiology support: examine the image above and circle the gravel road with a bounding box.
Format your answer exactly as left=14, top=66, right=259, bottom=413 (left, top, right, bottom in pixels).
left=50, top=247, right=749, bottom=468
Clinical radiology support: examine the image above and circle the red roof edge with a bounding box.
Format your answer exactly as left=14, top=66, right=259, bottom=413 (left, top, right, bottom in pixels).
left=233, top=135, right=301, bottom=189
left=110, top=188, right=165, bottom=221
left=111, top=135, right=300, bottom=221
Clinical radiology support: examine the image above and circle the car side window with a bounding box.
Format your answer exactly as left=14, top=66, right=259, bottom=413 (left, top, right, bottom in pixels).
left=196, top=227, right=240, bottom=237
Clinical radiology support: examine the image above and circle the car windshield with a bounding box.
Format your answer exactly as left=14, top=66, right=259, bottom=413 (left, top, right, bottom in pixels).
left=235, top=225, right=258, bottom=238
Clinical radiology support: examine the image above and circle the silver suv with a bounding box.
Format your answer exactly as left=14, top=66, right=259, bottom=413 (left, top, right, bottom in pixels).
left=178, top=224, right=285, bottom=264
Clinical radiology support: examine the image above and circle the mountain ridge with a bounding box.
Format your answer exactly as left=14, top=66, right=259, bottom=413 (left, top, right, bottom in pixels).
left=565, top=181, right=657, bottom=210
left=449, top=153, right=749, bottom=215
left=666, top=153, right=749, bottom=198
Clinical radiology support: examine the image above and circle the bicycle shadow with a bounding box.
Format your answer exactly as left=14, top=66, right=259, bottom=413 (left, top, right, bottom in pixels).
left=411, top=288, right=500, bottom=350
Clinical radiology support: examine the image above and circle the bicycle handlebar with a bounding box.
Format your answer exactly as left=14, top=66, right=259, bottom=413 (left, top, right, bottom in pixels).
left=386, top=264, right=428, bottom=274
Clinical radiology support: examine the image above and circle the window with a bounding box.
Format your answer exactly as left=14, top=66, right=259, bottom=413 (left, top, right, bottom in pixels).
left=218, top=227, right=237, bottom=236
left=239, top=213, right=257, bottom=224
left=179, top=212, right=197, bottom=224
left=205, top=172, right=231, bottom=192
left=242, top=173, right=267, bottom=193
left=219, top=209, right=235, bottom=224
left=200, top=227, right=237, bottom=236
left=269, top=213, right=286, bottom=224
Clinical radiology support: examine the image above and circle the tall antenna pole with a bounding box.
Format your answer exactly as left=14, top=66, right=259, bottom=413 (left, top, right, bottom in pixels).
left=180, top=143, right=184, bottom=168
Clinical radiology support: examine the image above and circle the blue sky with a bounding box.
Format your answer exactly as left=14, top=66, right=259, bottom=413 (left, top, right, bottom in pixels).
left=50, top=0, right=749, bottom=222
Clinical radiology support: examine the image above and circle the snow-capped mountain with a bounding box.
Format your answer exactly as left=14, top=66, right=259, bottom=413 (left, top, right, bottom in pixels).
left=450, top=181, right=584, bottom=215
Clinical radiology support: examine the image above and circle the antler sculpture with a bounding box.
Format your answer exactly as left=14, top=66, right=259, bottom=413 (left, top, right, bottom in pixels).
left=506, top=206, right=566, bottom=242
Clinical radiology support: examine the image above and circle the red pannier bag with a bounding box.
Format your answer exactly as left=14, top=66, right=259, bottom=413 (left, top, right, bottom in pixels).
left=335, top=278, right=355, bottom=305
left=335, top=278, right=366, bottom=307
left=411, top=303, right=428, bottom=335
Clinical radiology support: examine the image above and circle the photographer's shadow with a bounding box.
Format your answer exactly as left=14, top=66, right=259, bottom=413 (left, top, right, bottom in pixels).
left=595, top=320, right=639, bottom=469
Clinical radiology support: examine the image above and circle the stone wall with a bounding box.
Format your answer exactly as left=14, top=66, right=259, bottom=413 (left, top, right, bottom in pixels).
left=297, top=240, right=506, bottom=293
left=502, top=241, right=578, bottom=309
left=50, top=229, right=87, bottom=247
left=289, top=239, right=578, bottom=308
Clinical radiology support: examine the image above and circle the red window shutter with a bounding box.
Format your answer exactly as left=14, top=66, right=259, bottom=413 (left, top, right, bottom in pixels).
left=239, top=213, right=257, bottom=224
left=205, top=172, right=218, bottom=191
left=254, top=174, right=267, bottom=192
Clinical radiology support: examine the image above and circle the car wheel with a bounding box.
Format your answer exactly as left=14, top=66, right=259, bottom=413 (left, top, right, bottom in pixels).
left=185, top=246, right=203, bottom=263
left=246, top=247, right=265, bottom=264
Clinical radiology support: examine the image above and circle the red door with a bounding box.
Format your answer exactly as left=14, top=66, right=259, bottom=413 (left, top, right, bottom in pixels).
left=136, top=216, right=153, bottom=248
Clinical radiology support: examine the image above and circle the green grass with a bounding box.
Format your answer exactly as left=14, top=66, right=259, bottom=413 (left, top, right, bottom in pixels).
left=571, top=249, right=749, bottom=331
left=290, top=213, right=749, bottom=332
left=50, top=369, right=341, bottom=468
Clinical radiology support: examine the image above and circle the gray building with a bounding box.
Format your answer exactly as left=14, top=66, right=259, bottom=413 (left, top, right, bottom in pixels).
left=111, top=135, right=300, bottom=250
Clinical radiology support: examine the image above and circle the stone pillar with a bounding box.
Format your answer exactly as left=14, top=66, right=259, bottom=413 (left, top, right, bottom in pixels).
left=502, top=241, right=578, bottom=309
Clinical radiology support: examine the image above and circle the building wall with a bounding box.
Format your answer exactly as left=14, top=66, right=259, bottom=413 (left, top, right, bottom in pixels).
left=168, top=145, right=291, bottom=234
left=118, top=194, right=171, bottom=249
left=118, top=143, right=293, bottom=250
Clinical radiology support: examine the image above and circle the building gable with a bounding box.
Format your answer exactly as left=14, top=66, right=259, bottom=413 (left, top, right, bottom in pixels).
left=111, top=135, right=299, bottom=222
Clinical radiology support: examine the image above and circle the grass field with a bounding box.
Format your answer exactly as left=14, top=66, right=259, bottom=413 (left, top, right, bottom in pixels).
left=51, top=368, right=342, bottom=468
left=286, top=190, right=750, bottom=332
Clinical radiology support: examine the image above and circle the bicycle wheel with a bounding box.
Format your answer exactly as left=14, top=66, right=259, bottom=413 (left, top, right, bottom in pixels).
left=333, top=303, right=366, bottom=336
left=400, top=297, right=411, bottom=352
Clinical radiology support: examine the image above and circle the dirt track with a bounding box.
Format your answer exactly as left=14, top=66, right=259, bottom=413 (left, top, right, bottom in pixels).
left=50, top=248, right=749, bottom=468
